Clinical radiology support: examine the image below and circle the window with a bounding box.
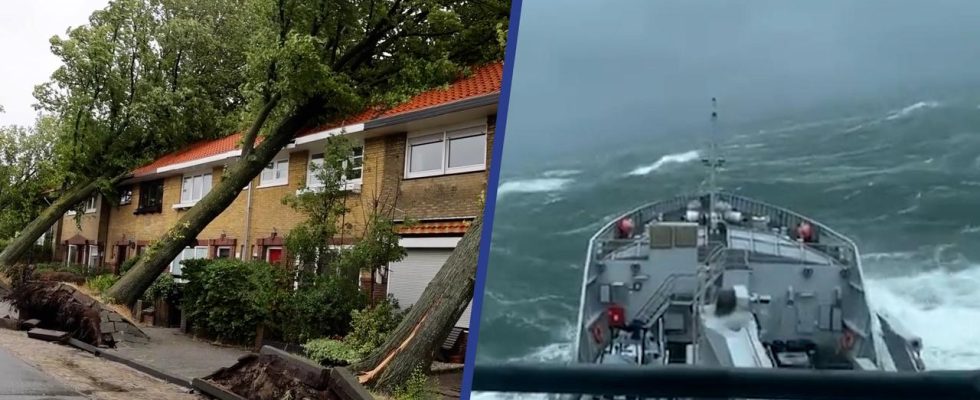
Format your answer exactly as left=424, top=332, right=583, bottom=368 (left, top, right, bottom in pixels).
left=136, top=180, right=164, bottom=214
left=87, top=245, right=99, bottom=268
left=178, top=172, right=212, bottom=206
left=307, top=145, right=364, bottom=189
left=260, top=158, right=289, bottom=187
left=405, top=125, right=486, bottom=178
left=83, top=196, right=98, bottom=213
left=119, top=187, right=133, bottom=205
left=170, top=246, right=208, bottom=276
left=66, top=245, right=78, bottom=265
left=216, top=246, right=232, bottom=259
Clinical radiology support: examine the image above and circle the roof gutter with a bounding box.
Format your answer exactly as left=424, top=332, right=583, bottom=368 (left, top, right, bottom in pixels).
left=364, top=93, right=499, bottom=130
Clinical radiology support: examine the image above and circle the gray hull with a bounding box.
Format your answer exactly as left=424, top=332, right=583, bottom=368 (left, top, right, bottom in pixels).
left=573, top=192, right=925, bottom=373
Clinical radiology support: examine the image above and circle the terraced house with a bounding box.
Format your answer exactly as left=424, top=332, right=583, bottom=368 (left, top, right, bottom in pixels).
left=55, top=63, right=502, bottom=354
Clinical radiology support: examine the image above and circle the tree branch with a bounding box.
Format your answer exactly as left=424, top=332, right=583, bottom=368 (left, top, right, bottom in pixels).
left=240, top=92, right=282, bottom=158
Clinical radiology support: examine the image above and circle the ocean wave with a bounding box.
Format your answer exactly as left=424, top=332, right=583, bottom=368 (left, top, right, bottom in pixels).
left=497, top=178, right=573, bottom=196
left=541, top=169, right=582, bottom=178
left=868, top=266, right=980, bottom=369
left=626, top=150, right=700, bottom=176
left=884, top=100, right=941, bottom=121
left=960, top=225, right=980, bottom=234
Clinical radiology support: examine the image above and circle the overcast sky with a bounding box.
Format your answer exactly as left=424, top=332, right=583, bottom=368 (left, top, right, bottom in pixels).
left=0, top=0, right=109, bottom=127
left=500, top=0, right=980, bottom=170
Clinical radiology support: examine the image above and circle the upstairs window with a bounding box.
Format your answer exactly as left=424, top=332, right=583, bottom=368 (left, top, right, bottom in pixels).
left=68, top=195, right=99, bottom=215
left=179, top=172, right=212, bottom=205
left=405, top=125, right=486, bottom=178
left=260, top=158, right=289, bottom=187
left=135, top=179, right=164, bottom=214
left=84, top=195, right=98, bottom=213
left=119, top=187, right=133, bottom=205
left=307, top=145, right=364, bottom=189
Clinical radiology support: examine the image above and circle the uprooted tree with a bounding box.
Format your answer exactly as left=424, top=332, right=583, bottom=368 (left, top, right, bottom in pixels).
left=106, top=0, right=509, bottom=305
left=0, top=0, right=249, bottom=268
left=352, top=215, right=481, bottom=393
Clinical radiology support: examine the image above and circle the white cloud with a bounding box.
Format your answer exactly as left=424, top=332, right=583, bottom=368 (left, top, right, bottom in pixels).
left=0, top=0, right=109, bottom=127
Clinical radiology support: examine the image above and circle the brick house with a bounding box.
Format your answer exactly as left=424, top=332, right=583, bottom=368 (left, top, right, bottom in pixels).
left=55, top=63, right=501, bottom=356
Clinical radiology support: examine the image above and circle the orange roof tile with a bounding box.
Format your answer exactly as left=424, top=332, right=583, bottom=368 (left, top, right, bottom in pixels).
left=397, top=220, right=473, bottom=235
left=134, top=62, right=502, bottom=176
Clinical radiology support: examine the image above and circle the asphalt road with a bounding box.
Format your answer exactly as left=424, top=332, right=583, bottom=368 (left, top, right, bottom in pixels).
left=0, top=347, right=83, bottom=399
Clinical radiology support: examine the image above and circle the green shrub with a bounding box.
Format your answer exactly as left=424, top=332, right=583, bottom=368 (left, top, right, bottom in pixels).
left=86, top=274, right=119, bottom=295
left=142, top=273, right=181, bottom=304
left=393, top=365, right=433, bottom=400
left=303, top=338, right=361, bottom=365
left=277, top=273, right=367, bottom=343
left=345, top=296, right=404, bottom=356
left=181, top=258, right=288, bottom=344
left=119, top=257, right=139, bottom=275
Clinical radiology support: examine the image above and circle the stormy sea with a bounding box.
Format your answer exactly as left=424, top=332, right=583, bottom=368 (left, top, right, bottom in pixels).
left=474, top=93, right=980, bottom=383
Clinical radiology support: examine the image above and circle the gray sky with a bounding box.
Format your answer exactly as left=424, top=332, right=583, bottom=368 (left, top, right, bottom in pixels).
left=500, top=0, right=980, bottom=170
left=0, top=0, right=109, bottom=127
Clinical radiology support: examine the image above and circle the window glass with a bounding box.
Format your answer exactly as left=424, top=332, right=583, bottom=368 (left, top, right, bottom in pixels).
left=448, top=134, right=485, bottom=168
left=308, top=154, right=325, bottom=187
left=261, top=159, right=288, bottom=185
left=409, top=140, right=444, bottom=173
left=348, top=146, right=363, bottom=180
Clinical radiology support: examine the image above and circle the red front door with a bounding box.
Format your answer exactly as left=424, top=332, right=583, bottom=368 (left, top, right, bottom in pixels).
left=266, top=247, right=283, bottom=265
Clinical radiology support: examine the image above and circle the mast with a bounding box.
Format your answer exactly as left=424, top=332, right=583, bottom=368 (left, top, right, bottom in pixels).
left=702, top=97, right=725, bottom=229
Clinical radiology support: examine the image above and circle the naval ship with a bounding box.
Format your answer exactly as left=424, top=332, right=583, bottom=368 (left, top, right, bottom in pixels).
left=571, top=100, right=926, bottom=375
left=470, top=101, right=980, bottom=399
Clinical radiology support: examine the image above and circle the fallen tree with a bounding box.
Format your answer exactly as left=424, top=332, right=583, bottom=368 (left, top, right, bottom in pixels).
left=352, top=216, right=481, bottom=393
left=106, top=0, right=508, bottom=305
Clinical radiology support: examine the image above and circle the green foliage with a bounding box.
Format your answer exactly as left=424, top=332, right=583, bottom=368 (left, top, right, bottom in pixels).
left=283, top=135, right=355, bottom=275
left=393, top=365, right=433, bottom=400
left=142, top=272, right=181, bottom=304
left=278, top=272, right=367, bottom=343
left=33, top=0, right=248, bottom=192
left=181, top=258, right=288, bottom=344
left=345, top=296, right=405, bottom=356
left=301, top=296, right=403, bottom=366
left=119, top=257, right=138, bottom=275
left=337, top=216, right=406, bottom=281
left=0, top=119, right=60, bottom=240
left=303, top=338, right=361, bottom=366
left=86, top=274, right=119, bottom=294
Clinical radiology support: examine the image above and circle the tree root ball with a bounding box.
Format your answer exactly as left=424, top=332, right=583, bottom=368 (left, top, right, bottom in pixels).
left=4, top=281, right=103, bottom=345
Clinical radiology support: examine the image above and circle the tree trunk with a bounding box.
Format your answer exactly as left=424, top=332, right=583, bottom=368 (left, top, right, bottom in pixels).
left=104, top=99, right=322, bottom=305
left=0, top=177, right=100, bottom=269
left=352, top=216, right=481, bottom=393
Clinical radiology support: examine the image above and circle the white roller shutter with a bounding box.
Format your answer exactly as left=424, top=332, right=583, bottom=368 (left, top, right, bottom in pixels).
left=387, top=248, right=473, bottom=328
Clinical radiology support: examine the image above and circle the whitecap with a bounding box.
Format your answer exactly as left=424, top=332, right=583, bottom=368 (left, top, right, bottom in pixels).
left=884, top=101, right=940, bottom=121
left=868, top=266, right=980, bottom=369
left=541, top=169, right=582, bottom=178
left=497, top=178, right=573, bottom=196
left=627, top=150, right=700, bottom=176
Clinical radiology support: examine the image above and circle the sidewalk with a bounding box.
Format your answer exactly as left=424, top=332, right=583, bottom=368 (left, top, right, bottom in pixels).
left=105, top=326, right=250, bottom=381
left=0, top=329, right=201, bottom=399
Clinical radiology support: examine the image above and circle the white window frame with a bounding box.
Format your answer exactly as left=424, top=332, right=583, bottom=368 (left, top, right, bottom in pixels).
left=66, top=244, right=78, bottom=265
left=305, top=144, right=364, bottom=192
left=404, top=123, right=487, bottom=178
left=87, top=245, right=99, bottom=268
left=170, top=245, right=208, bottom=276
left=174, top=171, right=212, bottom=209
left=67, top=195, right=99, bottom=216
left=259, top=158, right=289, bottom=188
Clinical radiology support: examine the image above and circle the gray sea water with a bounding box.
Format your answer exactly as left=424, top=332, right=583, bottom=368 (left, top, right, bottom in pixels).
left=475, top=94, right=980, bottom=374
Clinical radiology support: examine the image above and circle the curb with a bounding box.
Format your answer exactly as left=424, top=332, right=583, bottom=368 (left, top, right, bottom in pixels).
left=191, top=378, right=246, bottom=400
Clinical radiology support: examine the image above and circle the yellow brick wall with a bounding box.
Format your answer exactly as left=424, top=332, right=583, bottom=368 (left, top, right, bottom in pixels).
left=62, top=112, right=494, bottom=266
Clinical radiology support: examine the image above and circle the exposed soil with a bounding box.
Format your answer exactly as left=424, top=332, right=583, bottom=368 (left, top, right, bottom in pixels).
left=5, top=281, right=105, bottom=345
left=207, top=354, right=340, bottom=400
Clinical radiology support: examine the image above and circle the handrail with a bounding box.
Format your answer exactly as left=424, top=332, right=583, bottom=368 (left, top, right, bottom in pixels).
left=635, top=273, right=693, bottom=326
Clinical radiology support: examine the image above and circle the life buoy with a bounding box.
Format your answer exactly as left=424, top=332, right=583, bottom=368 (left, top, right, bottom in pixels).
left=591, top=325, right=604, bottom=344
left=839, top=330, right=856, bottom=351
